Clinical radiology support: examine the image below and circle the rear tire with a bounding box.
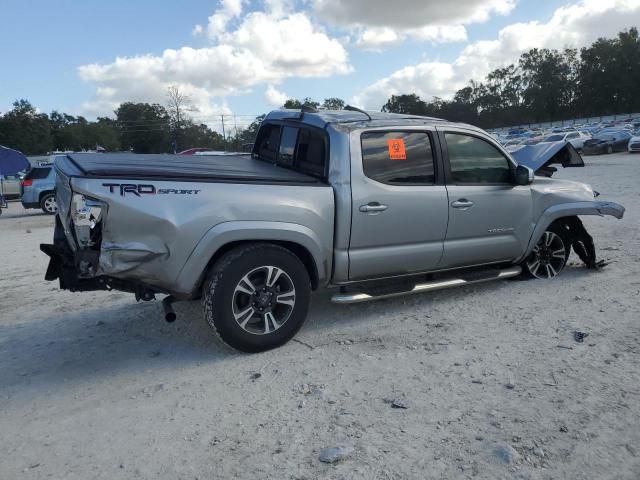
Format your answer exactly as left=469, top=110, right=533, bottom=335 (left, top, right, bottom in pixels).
left=202, top=243, right=311, bottom=353
left=40, top=193, right=57, bottom=215
left=521, top=223, right=570, bottom=279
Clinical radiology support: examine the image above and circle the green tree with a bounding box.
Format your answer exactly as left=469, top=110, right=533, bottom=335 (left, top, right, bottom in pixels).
left=0, top=100, right=52, bottom=154
left=282, top=97, right=320, bottom=109
left=381, top=94, right=428, bottom=115
left=115, top=102, right=171, bottom=153
left=322, top=97, right=345, bottom=110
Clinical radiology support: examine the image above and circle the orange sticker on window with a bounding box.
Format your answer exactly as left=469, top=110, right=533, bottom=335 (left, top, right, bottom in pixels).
left=387, top=138, right=407, bottom=160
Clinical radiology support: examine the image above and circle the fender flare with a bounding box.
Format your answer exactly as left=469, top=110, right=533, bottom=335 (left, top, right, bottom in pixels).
left=518, top=201, right=625, bottom=262
left=173, top=220, right=330, bottom=296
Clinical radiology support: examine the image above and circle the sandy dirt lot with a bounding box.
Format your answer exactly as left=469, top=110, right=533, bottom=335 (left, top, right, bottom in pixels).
left=1, top=152, right=639, bottom=479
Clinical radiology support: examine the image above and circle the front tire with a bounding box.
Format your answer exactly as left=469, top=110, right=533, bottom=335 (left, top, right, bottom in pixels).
left=40, top=193, right=57, bottom=215
left=522, top=224, right=570, bottom=279
left=202, top=244, right=311, bottom=353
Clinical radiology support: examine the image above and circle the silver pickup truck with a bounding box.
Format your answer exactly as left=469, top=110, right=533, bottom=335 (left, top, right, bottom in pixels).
left=42, top=108, right=625, bottom=352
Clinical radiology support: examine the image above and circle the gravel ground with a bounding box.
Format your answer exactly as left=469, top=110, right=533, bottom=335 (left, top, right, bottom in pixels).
left=1, top=152, right=639, bottom=479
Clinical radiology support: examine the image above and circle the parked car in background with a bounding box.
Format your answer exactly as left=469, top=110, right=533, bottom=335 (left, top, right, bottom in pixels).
left=582, top=130, right=632, bottom=155
left=0, top=172, right=25, bottom=199
left=540, top=131, right=590, bottom=150
left=628, top=129, right=640, bottom=153
left=178, top=148, right=212, bottom=155
left=21, top=165, right=57, bottom=214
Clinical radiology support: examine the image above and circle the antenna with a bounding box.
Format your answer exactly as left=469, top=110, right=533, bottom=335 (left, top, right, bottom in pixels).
left=344, top=105, right=372, bottom=121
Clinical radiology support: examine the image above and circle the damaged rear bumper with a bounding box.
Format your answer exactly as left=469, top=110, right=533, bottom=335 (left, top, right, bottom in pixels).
left=41, top=216, right=160, bottom=299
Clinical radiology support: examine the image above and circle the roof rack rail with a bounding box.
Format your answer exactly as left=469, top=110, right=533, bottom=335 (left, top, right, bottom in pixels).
left=344, top=105, right=372, bottom=121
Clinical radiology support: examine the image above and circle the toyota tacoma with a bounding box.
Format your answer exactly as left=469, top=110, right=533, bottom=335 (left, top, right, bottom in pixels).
left=42, top=107, right=625, bottom=352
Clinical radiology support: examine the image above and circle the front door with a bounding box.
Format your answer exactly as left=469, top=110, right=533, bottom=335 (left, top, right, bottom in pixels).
left=439, top=129, right=534, bottom=268
left=348, top=129, right=449, bottom=280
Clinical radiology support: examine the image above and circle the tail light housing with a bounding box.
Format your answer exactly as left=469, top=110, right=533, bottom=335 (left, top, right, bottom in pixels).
left=21, top=179, right=33, bottom=187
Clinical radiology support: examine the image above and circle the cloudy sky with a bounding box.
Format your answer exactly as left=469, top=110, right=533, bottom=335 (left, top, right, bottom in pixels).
left=2, top=0, right=639, bottom=128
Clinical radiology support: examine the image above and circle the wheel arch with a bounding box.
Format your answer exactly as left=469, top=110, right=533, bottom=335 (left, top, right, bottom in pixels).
left=175, top=221, right=329, bottom=297
left=518, top=201, right=625, bottom=263
left=39, top=190, right=55, bottom=203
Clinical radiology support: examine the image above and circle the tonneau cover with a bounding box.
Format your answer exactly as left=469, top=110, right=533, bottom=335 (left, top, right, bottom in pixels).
left=63, top=153, right=320, bottom=184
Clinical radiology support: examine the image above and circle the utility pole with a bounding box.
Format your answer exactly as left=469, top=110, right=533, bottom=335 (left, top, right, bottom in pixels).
left=221, top=114, right=226, bottom=152
left=233, top=115, right=238, bottom=152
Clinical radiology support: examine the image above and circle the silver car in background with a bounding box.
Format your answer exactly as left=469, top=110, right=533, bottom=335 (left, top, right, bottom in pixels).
left=0, top=172, right=24, bottom=199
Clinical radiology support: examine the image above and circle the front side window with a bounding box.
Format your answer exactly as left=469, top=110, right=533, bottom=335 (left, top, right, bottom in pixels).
left=445, top=133, right=512, bottom=184
left=361, top=131, right=435, bottom=185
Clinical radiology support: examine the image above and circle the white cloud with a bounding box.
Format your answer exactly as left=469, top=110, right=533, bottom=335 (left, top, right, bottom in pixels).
left=356, top=25, right=467, bottom=50
left=314, top=0, right=516, bottom=28
left=315, top=0, right=515, bottom=48
left=264, top=84, right=288, bottom=106
left=205, top=0, right=245, bottom=41
left=79, top=1, right=351, bottom=118
left=354, top=0, right=640, bottom=108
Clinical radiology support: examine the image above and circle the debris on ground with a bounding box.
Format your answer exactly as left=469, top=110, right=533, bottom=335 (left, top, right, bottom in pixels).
left=391, top=399, right=408, bottom=409
left=492, top=444, right=521, bottom=465
left=573, top=331, right=589, bottom=343
left=318, top=445, right=354, bottom=464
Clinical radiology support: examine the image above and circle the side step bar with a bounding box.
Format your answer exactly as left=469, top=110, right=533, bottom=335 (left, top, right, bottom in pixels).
left=331, top=266, right=522, bottom=304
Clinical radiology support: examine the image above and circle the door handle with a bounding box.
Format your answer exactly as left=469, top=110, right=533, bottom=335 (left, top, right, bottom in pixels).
left=359, top=202, right=388, bottom=213
left=451, top=199, right=474, bottom=209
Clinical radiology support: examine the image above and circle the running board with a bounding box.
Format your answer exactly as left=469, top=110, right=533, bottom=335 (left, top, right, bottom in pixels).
left=331, top=266, right=522, bottom=304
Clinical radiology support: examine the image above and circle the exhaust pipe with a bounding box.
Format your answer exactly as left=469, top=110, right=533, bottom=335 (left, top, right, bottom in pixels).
left=162, top=295, right=177, bottom=322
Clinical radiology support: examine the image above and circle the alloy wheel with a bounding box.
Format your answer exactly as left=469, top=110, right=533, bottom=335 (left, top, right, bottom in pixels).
left=43, top=196, right=57, bottom=213
left=526, top=231, right=567, bottom=279
left=231, top=266, right=296, bottom=335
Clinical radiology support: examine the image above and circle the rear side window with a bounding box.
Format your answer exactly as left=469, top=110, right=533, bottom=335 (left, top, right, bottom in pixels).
left=25, top=167, right=51, bottom=180
left=278, top=126, right=298, bottom=166
left=254, top=123, right=327, bottom=179
left=445, top=133, right=512, bottom=184
left=361, top=131, right=435, bottom=185
left=296, top=128, right=325, bottom=177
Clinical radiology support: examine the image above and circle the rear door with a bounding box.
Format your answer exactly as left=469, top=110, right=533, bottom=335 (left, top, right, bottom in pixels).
left=438, top=128, right=534, bottom=269
left=348, top=128, right=449, bottom=280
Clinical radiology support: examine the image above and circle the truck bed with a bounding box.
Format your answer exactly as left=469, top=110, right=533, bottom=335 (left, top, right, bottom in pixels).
left=59, top=153, right=321, bottom=184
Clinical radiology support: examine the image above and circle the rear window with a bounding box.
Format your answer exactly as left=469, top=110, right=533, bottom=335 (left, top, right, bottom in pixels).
left=25, top=167, right=51, bottom=180
left=253, top=123, right=327, bottom=179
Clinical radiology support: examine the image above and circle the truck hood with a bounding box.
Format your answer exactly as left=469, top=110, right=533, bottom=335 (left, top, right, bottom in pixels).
left=508, top=141, right=584, bottom=177
left=531, top=176, right=596, bottom=203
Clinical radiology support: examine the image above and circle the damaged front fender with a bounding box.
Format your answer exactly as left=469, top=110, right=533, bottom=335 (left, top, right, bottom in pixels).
left=519, top=200, right=625, bottom=265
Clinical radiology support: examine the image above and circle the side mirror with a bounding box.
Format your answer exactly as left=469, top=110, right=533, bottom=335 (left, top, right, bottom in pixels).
left=514, top=165, right=534, bottom=185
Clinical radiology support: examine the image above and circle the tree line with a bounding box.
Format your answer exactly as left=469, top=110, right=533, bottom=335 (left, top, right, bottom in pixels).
left=382, top=28, right=640, bottom=128
left=0, top=88, right=251, bottom=155
left=2, top=28, right=637, bottom=154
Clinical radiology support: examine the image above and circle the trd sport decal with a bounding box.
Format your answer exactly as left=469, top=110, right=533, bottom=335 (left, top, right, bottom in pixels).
left=102, top=183, right=201, bottom=197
